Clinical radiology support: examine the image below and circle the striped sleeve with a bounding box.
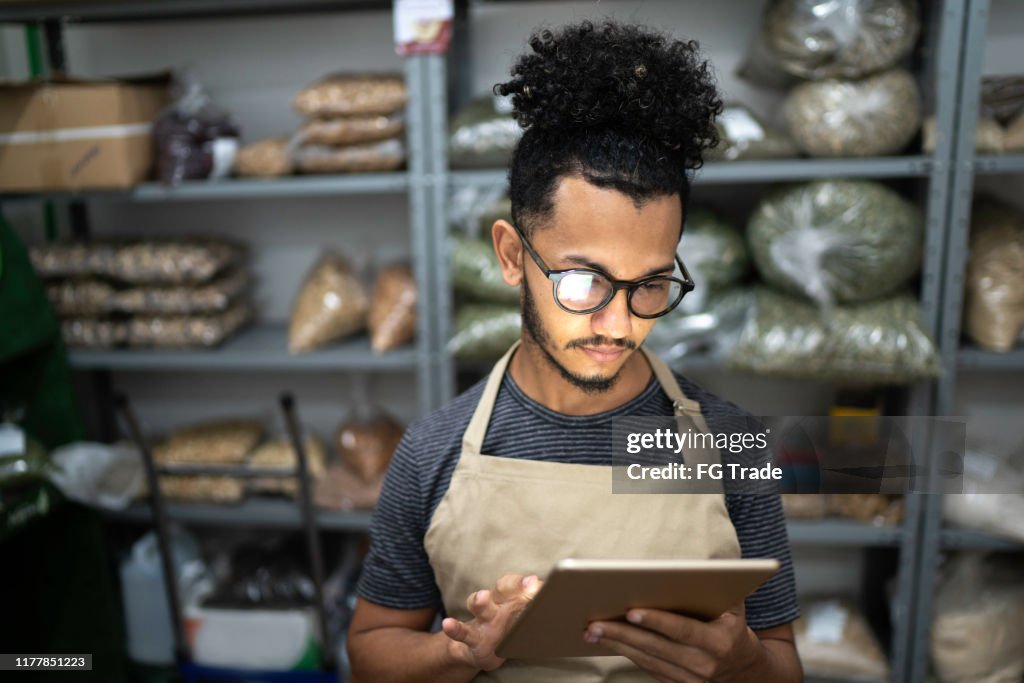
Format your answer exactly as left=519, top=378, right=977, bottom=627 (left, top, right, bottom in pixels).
left=356, top=422, right=442, bottom=610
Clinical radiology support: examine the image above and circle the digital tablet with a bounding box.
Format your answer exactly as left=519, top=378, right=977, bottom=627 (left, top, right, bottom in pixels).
left=495, top=558, right=780, bottom=659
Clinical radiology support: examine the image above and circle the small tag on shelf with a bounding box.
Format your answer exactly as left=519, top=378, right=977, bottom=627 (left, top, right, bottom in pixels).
left=394, top=0, right=454, bottom=56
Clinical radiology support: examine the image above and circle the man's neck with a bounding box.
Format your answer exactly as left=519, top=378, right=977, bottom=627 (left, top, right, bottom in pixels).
left=506, top=337, right=654, bottom=416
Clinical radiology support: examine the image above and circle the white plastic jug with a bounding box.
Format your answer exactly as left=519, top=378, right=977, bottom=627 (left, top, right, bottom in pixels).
left=120, top=528, right=211, bottom=665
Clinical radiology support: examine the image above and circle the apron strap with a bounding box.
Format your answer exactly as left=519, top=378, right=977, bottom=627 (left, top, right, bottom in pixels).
left=462, top=340, right=521, bottom=456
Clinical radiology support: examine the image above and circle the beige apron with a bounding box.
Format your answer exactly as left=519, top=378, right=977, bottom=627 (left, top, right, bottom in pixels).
left=425, top=341, right=742, bottom=682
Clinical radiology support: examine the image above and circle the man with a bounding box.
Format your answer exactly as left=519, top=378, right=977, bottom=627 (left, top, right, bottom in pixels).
left=348, top=20, right=802, bottom=682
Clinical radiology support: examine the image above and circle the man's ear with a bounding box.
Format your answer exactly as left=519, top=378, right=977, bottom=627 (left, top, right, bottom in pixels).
left=492, top=219, right=524, bottom=287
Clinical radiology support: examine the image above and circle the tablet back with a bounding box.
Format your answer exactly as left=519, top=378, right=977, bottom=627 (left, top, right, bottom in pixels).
left=496, top=558, right=780, bottom=659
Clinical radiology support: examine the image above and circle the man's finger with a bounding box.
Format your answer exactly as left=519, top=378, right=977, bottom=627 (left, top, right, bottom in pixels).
left=467, top=589, right=499, bottom=621
left=621, top=609, right=717, bottom=651
left=588, top=620, right=709, bottom=674
left=493, top=574, right=527, bottom=599
left=441, top=617, right=478, bottom=647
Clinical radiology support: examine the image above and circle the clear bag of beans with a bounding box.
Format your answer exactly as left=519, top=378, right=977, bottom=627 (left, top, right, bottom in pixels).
left=368, top=264, right=417, bottom=353
left=288, top=252, right=369, bottom=353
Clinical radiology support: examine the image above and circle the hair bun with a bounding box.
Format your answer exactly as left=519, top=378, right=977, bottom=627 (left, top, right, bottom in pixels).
left=495, top=21, right=722, bottom=169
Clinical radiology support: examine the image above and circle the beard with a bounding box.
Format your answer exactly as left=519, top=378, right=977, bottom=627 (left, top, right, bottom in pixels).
left=521, top=281, right=634, bottom=395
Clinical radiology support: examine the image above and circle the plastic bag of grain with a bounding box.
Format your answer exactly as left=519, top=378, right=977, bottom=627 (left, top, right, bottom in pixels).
left=450, top=234, right=518, bottom=305
left=289, top=252, right=369, bottom=353
left=154, top=419, right=263, bottom=466
left=335, top=411, right=404, bottom=483
left=293, top=73, right=407, bottom=117
left=795, top=599, right=891, bottom=680
left=293, top=139, right=404, bottom=174
left=448, top=95, right=522, bottom=169
left=932, top=553, right=1024, bottom=683
left=448, top=304, right=522, bottom=361
left=295, top=112, right=404, bottom=146
left=785, top=69, right=921, bottom=158
left=964, top=200, right=1024, bottom=351
left=50, top=270, right=250, bottom=316
left=762, top=0, right=920, bottom=80
left=233, top=138, right=294, bottom=178
left=706, top=104, right=798, bottom=162
left=944, top=450, right=1024, bottom=544
left=368, top=264, right=417, bottom=353
left=747, top=180, right=923, bottom=306
left=680, top=208, right=749, bottom=294
left=923, top=115, right=1005, bottom=154
left=31, top=239, right=243, bottom=285
left=126, top=304, right=250, bottom=348
left=727, top=288, right=940, bottom=384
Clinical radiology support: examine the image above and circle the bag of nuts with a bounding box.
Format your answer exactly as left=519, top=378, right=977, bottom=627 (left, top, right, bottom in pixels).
left=154, top=419, right=263, bottom=466
left=288, top=252, right=369, bottom=353
left=293, top=73, right=407, bottom=117
left=233, top=138, right=294, bottom=178
left=368, top=264, right=417, bottom=353
left=335, top=411, right=404, bottom=483
left=295, top=112, right=404, bottom=146
left=293, top=139, right=405, bottom=174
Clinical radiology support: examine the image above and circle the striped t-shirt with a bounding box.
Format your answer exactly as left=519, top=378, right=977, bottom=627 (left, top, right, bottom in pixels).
left=358, top=365, right=800, bottom=631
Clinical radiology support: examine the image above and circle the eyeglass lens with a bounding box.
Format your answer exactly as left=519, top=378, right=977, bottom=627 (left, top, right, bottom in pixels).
left=554, top=272, right=682, bottom=316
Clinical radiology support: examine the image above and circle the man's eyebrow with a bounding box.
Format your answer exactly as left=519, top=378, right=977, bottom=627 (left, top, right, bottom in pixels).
left=563, top=254, right=675, bottom=279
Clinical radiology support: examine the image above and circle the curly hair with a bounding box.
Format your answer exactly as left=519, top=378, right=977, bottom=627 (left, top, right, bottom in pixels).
left=495, top=20, right=722, bottom=236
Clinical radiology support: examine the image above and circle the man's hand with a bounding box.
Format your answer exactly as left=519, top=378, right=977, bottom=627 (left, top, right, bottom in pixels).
left=441, top=574, right=544, bottom=672
left=583, top=603, right=764, bottom=683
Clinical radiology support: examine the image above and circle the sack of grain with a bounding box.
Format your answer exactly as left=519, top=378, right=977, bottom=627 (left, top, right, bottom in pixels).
left=785, top=69, right=921, bottom=158
left=295, top=112, right=404, bottom=146
left=448, top=304, right=522, bottom=361
left=288, top=252, right=369, bottom=353
left=293, top=73, right=407, bottom=117
left=368, top=264, right=417, bottom=353
left=233, top=138, right=294, bottom=178
left=293, top=139, right=404, bottom=174
left=964, top=200, right=1024, bottom=351
left=795, top=599, right=891, bottom=680
left=763, top=0, right=920, bottom=80
left=154, top=419, right=263, bottom=466
left=748, top=180, right=923, bottom=305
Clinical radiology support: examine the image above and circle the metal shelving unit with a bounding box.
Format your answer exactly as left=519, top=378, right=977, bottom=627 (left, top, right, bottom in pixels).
left=68, top=329, right=419, bottom=371
left=0, top=1, right=445, bottom=418
left=911, top=2, right=1024, bottom=682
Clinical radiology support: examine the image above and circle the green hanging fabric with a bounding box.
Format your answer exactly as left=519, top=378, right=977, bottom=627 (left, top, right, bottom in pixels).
left=0, top=214, right=127, bottom=683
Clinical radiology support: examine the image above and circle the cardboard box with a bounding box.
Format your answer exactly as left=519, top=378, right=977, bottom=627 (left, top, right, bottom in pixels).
left=0, top=73, right=169, bottom=192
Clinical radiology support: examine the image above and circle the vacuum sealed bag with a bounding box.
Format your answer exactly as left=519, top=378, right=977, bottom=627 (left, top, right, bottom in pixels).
left=448, top=304, right=522, bottom=361
left=295, top=113, right=404, bottom=146
left=448, top=95, right=522, bottom=169
left=233, top=138, right=294, bottom=178
left=450, top=234, right=519, bottom=305
left=288, top=252, right=369, bottom=354
left=762, top=0, right=920, bottom=80
left=293, top=73, right=407, bottom=117
left=727, top=288, right=940, bottom=384
left=963, top=200, right=1024, bottom=351
left=293, top=139, right=404, bottom=174
left=31, top=239, right=244, bottom=285
left=706, top=104, right=798, bottom=162
left=747, top=180, right=923, bottom=306
left=125, top=304, right=250, bottom=348
left=247, top=436, right=327, bottom=478
left=368, top=264, right=417, bottom=353
left=931, top=553, right=1024, bottom=683
left=795, top=599, right=891, bottom=680
left=785, top=69, right=921, bottom=158
left=48, top=269, right=250, bottom=316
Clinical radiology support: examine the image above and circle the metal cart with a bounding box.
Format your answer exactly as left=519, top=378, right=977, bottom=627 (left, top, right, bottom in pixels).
left=116, top=393, right=340, bottom=683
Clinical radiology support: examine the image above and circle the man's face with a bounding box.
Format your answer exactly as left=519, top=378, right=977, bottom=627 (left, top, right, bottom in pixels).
left=516, top=176, right=682, bottom=393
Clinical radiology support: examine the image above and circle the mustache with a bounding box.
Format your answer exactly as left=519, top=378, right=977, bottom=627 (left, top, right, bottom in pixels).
left=565, top=337, right=637, bottom=351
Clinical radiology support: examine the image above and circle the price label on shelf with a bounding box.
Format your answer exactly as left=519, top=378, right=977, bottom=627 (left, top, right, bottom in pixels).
left=394, top=0, right=454, bottom=56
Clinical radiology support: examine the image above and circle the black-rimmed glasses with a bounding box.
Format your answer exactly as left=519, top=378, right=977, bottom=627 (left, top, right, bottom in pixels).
left=513, top=223, right=694, bottom=319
